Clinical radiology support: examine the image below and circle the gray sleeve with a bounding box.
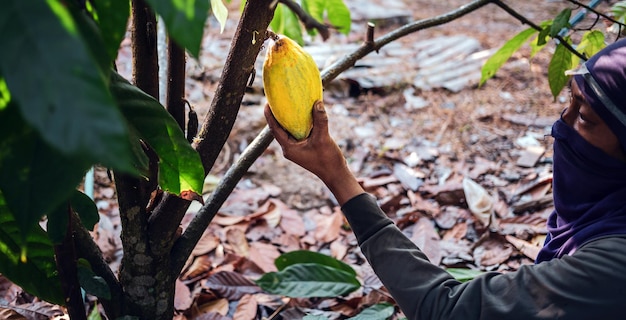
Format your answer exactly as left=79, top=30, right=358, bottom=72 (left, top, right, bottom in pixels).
left=341, top=193, right=626, bottom=320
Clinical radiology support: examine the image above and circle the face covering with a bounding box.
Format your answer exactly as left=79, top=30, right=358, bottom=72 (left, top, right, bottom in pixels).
left=535, top=118, right=626, bottom=263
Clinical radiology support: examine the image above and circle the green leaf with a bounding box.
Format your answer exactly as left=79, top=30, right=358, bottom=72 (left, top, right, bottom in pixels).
left=530, top=21, right=552, bottom=57
left=77, top=259, right=111, bottom=299
left=255, top=263, right=360, bottom=298
left=0, top=78, right=9, bottom=110
left=91, top=0, right=131, bottom=60
left=480, top=27, right=538, bottom=86
left=88, top=305, right=103, bottom=320
left=0, top=192, right=64, bottom=305
left=145, top=0, right=209, bottom=57
left=110, top=72, right=204, bottom=197
left=303, top=315, right=329, bottom=320
left=66, top=2, right=113, bottom=76
left=302, top=0, right=324, bottom=22
left=550, top=8, right=571, bottom=37
left=0, top=0, right=136, bottom=173
left=211, top=0, right=229, bottom=33
left=548, top=40, right=573, bottom=99
left=270, top=3, right=304, bottom=45
left=446, top=268, right=484, bottom=283
left=326, top=0, right=351, bottom=34
left=347, top=303, right=395, bottom=320
left=573, top=30, right=606, bottom=67
left=302, top=0, right=351, bottom=36
left=47, top=190, right=99, bottom=244
left=0, top=103, right=90, bottom=242
left=275, top=250, right=356, bottom=276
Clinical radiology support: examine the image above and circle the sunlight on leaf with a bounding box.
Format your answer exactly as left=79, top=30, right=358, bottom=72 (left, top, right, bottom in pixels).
left=211, top=0, right=228, bottom=33
left=480, top=27, right=538, bottom=86
left=46, top=0, right=78, bottom=35
left=110, top=72, right=204, bottom=197
left=572, top=30, right=605, bottom=68
left=270, top=3, right=304, bottom=45
left=0, top=78, right=9, bottom=110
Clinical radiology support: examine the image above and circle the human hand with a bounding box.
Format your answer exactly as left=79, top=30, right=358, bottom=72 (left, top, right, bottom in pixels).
left=264, top=101, right=364, bottom=205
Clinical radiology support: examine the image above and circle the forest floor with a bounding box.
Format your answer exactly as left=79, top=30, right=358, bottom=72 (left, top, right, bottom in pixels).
left=4, top=0, right=617, bottom=319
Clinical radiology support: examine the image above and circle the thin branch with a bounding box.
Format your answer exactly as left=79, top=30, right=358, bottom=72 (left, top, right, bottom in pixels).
left=168, top=0, right=276, bottom=274
left=71, top=212, right=123, bottom=319
left=170, top=0, right=494, bottom=273
left=566, top=0, right=625, bottom=26
left=166, top=39, right=186, bottom=130
left=53, top=206, right=87, bottom=320
left=278, top=0, right=330, bottom=40
left=492, top=0, right=587, bottom=60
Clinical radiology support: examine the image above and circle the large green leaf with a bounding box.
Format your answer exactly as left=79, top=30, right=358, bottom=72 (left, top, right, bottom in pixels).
left=91, top=0, right=131, bottom=60
left=325, top=0, right=351, bottom=35
left=0, top=192, right=64, bottom=305
left=47, top=190, right=99, bottom=244
left=274, top=250, right=356, bottom=276
left=0, top=103, right=90, bottom=241
left=302, top=0, right=351, bottom=36
left=548, top=40, right=573, bottom=99
left=144, top=0, right=209, bottom=57
left=110, top=72, right=204, bottom=197
left=270, top=3, right=304, bottom=45
left=255, top=263, right=360, bottom=298
left=480, top=27, right=538, bottom=86
left=0, top=0, right=136, bottom=173
left=347, top=303, right=395, bottom=320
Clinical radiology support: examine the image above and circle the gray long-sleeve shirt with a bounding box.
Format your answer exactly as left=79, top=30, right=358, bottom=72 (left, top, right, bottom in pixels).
left=341, top=193, right=626, bottom=320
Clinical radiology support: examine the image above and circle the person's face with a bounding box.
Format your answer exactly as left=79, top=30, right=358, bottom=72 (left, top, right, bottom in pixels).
left=561, top=80, right=626, bottom=161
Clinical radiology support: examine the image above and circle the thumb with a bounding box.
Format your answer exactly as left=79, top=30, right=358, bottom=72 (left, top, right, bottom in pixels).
left=310, top=100, right=329, bottom=136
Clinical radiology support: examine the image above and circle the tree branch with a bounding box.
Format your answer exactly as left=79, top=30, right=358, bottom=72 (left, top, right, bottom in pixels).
left=170, top=0, right=494, bottom=273
left=168, top=0, right=275, bottom=273
left=71, top=212, right=123, bottom=319
left=53, top=206, right=87, bottom=320
left=492, top=0, right=587, bottom=60
left=278, top=0, right=330, bottom=40
left=166, top=40, right=186, bottom=130
left=566, top=0, right=625, bottom=27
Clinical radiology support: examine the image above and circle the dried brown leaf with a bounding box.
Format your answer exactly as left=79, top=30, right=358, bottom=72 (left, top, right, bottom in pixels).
left=248, top=242, right=280, bottom=273
left=278, top=202, right=306, bottom=237
left=330, top=238, right=349, bottom=261
left=505, top=235, right=540, bottom=261
left=175, top=279, right=193, bottom=311
left=313, top=207, right=344, bottom=243
left=226, top=226, right=250, bottom=257
left=204, top=271, right=261, bottom=300
left=410, top=217, right=442, bottom=265
left=182, top=255, right=213, bottom=281
left=0, top=308, right=28, bottom=320
left=232, top=294, right=258, bottom=320
left=473, top=235, right=513, bottom=266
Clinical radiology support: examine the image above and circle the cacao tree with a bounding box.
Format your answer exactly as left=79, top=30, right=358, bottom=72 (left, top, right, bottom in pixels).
left=0, top=0, right=624, bottom=319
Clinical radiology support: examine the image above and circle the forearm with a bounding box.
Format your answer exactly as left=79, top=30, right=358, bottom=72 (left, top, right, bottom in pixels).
left=319, top=162, right=364, bottom=206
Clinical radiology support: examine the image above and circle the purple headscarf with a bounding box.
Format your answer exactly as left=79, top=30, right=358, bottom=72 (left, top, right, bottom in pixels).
left=536, top=38, right=626, bottom=263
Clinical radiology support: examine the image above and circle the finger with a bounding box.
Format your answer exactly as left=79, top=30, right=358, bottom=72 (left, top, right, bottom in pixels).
left=310, top=100, right=329, bottom=138
left=264, top=104, right=291, bottom=144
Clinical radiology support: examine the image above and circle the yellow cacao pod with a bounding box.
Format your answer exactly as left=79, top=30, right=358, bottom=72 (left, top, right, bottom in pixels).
left=263, top=35, right=323, bottom=140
